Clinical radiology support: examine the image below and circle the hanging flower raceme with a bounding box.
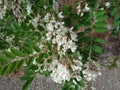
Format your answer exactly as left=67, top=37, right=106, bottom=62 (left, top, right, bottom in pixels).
left=48, top=53, right=83, bottom=84
left=49, top=60, right=71, bottom=83
left=43, top=12, right=78, bottom=57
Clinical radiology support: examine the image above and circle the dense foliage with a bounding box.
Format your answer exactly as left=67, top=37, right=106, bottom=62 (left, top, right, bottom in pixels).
left=0, top=0, right=119, bottom=90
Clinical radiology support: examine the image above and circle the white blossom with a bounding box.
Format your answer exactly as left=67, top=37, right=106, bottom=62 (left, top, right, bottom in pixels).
left=43, top=5, right=47, bottom=9
left=30, top=15, right=41, bottom=27
left=70, top=27, right=78, bottom=41
left=49, top=60, right=71, bottom=83
left=46, top=31, right=52, bottom=41
left=105, top=2, right=110, bottom=7
left=76, top=2, right=90, bottom=16
left=67, top=40, right=77, bottom=52
left=73, top=80, right=77, bottom=85
left=83, top=60, right=101, bottom=81
left=58, top=12, right=64, bottom=18
left=76, top=75, right=82, bottom=81
left=71, top=59, right=83, bottom=72
left=83, top=3, right=90, bottom=12
left=46, top=23, right=54, bottom=31
left=5, top=36, right=14, bottom=44
left=43, top=13, right=51, bottom=23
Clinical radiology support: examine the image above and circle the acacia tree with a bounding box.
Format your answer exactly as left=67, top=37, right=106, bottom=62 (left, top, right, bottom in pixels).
left=0, top=0, right=120, bottom=90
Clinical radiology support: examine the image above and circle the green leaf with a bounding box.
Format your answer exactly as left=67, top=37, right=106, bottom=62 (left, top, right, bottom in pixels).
left=23, top=45, right=33, bottom=54
left=64, top=17, right=72, bottom=27
left=48, top=51, right=53, bottom=56
left=83, top=45, right=90, bottom=52
left=41, top=70, right=51, bottom=77
left=95, top=22, right=106, bottom=27
left=37, top=25, right=44, bottom=31
left=69, top=85, right=76, bottom=90
left=33, top=45, right=41, bottom=52
left=93, top=45, right=103, bottom=54
left=47, top=58, right=52, bottom=63
left=114, top=21, right=120, bottom=28
left=21, top=22, right=30, bottom=31
left=0, top=55, right=9, bottom=63
left=21, top=75, right=32, bottom=81
left=11, top=48, right=27, bottom=57
left=95, top=38, right=105, bottom=44
left=5, top=25, right=14, bottom=30
left=78, top=80, right=85, bottom=88
left=95, top=28, right=107, bottom=33
left=29, top=65, right=38, bottom=70
left=16, top=59, right=25, bottom=70
left=26, top=15, right=32, bottom=21
left=29, top=23, right=35, bottom=30
left=36, top=53, right=45, bottom=64
left=0, top=67, right=2, bottom=74
left=27, top=56, right=34, bottom=67
left=0, top=65, right=9, bottom=76
left=49, top=0, right=53, bottom=5
left=24, top=68, right=34, bottom=75
left=96, top=11, right=105, bottom=16
left=47, top=42, right=52, bottom=50
left=62, top=4, right=67, bottom=13
left=24, top=40, right=34, bottom=46
left=37, top=0, right=46, bottom=7
left=0, top=20, right=4, bottom=26
left=7, top=62, right=17, bottom=74
left=36, top=58, right=44, bottom=64
left=4, top=51, right=16, bottom=59
left=13, top=22, right=21, bottom=29
left=22, top=77, right=34, bottom=90
left=73, top=22, right=82, bottom=31
left=97, top=15, right=107, bottom=21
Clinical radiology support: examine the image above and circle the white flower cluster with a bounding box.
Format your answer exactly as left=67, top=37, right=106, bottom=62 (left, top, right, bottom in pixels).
left=83, top=60, right=101, bottom=81
left=76, top=1, right=90, bottom=16
left=0, top=0, right=7, bottom=19
left=49, top=60, right=71, bottom=83
left=71, top=59, right=83, bottom=83
left=48, top=52, right=83, bottom=84
left=30, top=15, right=41, bottom=28
left=71, top=59, right=82, bottom=72
left=44, top=12, right=77, bottom=56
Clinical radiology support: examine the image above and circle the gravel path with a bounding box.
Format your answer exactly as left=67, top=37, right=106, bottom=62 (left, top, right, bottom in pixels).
left=0, top=52, right=120, bottom=90
left=93, top=52, right=120, bottom=90
left=0, top=75, right=61, bottom=90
